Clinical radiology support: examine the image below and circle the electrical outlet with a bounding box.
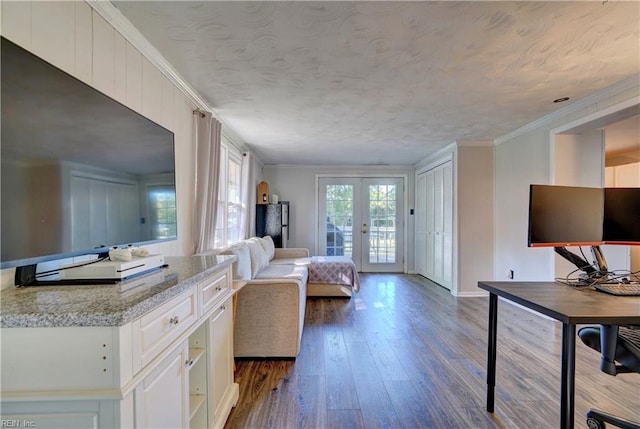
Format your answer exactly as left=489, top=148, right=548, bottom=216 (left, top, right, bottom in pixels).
left=507, top=270, right=514, bottom=279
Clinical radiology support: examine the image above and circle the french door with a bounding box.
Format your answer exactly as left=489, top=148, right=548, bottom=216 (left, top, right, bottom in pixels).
left=318, top=177, right=404, bottom=272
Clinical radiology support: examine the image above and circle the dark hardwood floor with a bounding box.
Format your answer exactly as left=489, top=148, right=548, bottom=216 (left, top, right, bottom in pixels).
left=224, top=274, right=639, bottom=429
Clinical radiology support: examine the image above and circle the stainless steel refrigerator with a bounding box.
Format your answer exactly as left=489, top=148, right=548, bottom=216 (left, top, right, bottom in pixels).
left=256, top=202, right=289, bottom=248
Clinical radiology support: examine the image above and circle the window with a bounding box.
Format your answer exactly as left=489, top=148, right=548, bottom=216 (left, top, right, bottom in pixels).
left=215, top=140, right=243, bottom=247
left=147, top=185, right=177, bottom=239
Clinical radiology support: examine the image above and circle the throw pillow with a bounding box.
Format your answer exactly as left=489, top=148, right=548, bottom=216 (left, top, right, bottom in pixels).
left=259, top=235, right=276, bottom=261
left=219, top=242, right=251, bottom=280
left=246, top=238, right=269, bottom=278
left=233, top=244, right=252, bottom=280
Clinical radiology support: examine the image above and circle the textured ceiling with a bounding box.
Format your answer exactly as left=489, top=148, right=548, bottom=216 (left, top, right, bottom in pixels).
left=114, top=1, right=640, bottom=165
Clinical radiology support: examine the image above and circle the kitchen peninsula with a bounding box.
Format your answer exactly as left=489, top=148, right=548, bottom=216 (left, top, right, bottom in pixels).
left=1, top=255, right=240, bottom=429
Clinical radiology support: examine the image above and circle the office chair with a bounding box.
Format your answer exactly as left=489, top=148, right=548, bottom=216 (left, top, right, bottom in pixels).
left=578, top=325, right=640, bottom=429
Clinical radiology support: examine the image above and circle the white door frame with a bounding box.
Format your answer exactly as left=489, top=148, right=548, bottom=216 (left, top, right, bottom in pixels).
left=315, top=174, right=408, bottom=273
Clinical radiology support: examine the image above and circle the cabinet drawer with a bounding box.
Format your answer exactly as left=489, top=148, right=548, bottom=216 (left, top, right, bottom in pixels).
left=199, top=271, right=229, bottom=316
left=134, top=289, right=197, bottom=371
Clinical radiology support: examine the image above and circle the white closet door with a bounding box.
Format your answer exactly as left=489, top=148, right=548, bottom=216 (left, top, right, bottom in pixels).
left=425, top=170, right=435, bottom=277
left=441, top=162, right=453, bottom=287
left=416, top=161, right=453, bottom=289
left=415, top=173, right=428, bottom=276
left=433, top=167, right=444, bottom=281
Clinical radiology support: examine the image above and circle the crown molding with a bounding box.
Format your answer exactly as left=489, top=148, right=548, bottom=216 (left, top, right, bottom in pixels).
left=414, top=142, right=456, bottom=171
left=455, top=139, right=493, bottom=147
left=494, top=73, right=640, bottom=146
left=88, top=1, right=246, bottom=148
left=263, top=163, right=415, bottom=170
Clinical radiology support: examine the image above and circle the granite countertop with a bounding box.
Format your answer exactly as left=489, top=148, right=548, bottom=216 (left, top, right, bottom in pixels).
left=0, top=255, right=235, bottom=328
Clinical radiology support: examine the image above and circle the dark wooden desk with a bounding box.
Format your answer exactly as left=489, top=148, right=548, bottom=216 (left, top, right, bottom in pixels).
left=477, top=281, right=640, bottom=429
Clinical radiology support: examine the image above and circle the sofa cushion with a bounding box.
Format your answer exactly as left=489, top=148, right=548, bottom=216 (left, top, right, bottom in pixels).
left=219, top=242, right=251, bottom=280
left=247, top=237, right=269, bottom=278
left=259, top=235, right=276, bottom=261
left=254, top=264, right=309, bottom=284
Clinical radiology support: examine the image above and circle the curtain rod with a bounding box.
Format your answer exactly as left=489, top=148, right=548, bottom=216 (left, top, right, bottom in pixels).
left=193, top=109, right=206, bottom=118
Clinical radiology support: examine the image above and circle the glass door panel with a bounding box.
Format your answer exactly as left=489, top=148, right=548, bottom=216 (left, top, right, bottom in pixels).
left=319, top=177, right=404, bottom=272
left=362, top=178, right=404, bottom=272
left=325, top=184, right=354, bottom=257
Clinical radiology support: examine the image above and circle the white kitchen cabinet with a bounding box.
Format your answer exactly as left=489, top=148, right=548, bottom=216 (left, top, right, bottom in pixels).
left=135, top=340, right=189, bottom=429
left=209, top=297, right=235, bottom=428
left=132, top=287, right=198, bottom=373
left=1, top=257, right=240, bottom=429
left=188, top=322, right=209, bottom=428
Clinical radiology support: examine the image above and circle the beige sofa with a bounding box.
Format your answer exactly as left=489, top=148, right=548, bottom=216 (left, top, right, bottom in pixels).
left=218, top=237, right=310, bottom=359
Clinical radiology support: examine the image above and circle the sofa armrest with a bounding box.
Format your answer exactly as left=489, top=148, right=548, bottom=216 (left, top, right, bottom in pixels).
left=233, top=279, right=307, bottom=358
left=273, top=247, right=309, bottom=259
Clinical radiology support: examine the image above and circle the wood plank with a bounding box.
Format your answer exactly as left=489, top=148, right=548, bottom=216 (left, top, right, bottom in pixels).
left=324, top=327, right=359, bottom=410
left=296, top=375, right=327, bottom=429
left=225, top=273, right=640, bottom=429
left=327, top=409, right=364, bottom=429
left=345, top=340, right=401, bottom=428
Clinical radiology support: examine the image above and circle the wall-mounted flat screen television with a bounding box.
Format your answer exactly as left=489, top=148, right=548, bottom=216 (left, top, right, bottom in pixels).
left=1, top=37, right=177, bottom=270
left=603, top=187, right=640, bottom=245
left=527, top=184, right=604, bottom=247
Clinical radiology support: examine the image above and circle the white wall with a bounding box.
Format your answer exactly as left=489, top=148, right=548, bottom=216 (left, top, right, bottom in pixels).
left=605, top=162, right=640, bottom=272
left=263, top=164, right=415, bottom=270
left=0, top=1, right=201, bottom=288
left=494, top=77, right=640, bottom=283
left=455, top=144, right=495, bottom=296
left=552, top=130, right=605, bottom=278
left=494, top=127, right=552, bottom=280
left=415, top=142, right=495, bottom=296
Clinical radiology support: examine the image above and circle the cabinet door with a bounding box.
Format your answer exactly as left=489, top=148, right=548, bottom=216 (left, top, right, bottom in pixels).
left=418, top=161, right=453, bottom=289
left=136, top=341, right=189, bottom=429
left=209, top=298, right=234, bottom=426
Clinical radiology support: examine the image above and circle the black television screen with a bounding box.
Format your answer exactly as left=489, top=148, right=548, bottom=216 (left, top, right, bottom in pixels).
left=603, top=187, right=640, bottom=245
left=0, top=37, right=177, bottom=269
left=528, top=185, right=604, bottom=247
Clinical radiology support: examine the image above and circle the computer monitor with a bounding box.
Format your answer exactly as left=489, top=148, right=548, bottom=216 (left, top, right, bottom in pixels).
left=528, top=185, right=604, bottom=247
left=603, top=187, right=640, bottom=245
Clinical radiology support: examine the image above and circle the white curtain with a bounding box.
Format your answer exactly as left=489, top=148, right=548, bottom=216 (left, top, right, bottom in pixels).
left=193, top=111, right=221, bottom=254
left=240, top=151, right=256, bottom=239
